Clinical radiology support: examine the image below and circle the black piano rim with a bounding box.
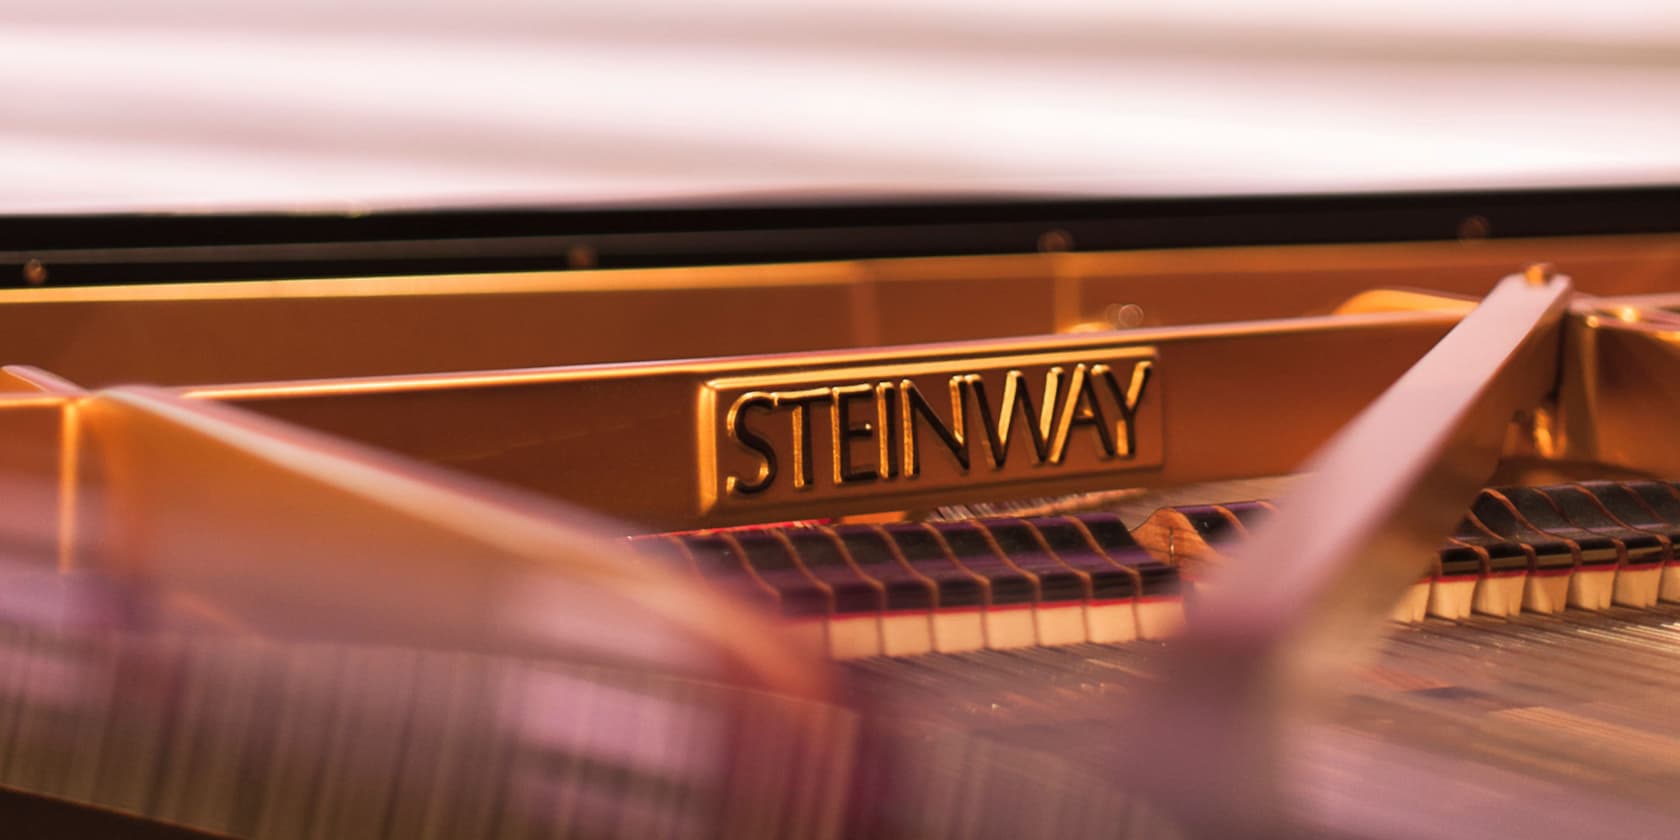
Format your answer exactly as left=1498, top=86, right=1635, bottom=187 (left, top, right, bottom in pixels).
left=2, top=183, right=1679, bottom=286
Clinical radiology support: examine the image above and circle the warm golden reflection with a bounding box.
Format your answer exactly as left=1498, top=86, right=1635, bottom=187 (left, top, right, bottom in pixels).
left=2, top=238, right=1680, bottom=837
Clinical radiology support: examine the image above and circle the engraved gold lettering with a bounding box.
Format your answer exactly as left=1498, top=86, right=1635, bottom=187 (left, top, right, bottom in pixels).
left=830, top=384, right=878, bottom=485
left=724, top=391, right=778, bottom=495
left=1097, top=360, right=1153, bottom=458
left=1049, top=363, right=1115, bottom=463
left=874, top=381, right=897, bottom=479
left=968, top=369, right=1058, bottom=468
left=899, top=378, right=969, bottom=477
left=778, top=387, right=829, bottom=489
left=713, top=352, right=1157, bottom=503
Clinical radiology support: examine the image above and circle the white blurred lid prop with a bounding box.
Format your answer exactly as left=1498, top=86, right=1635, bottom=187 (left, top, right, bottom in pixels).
left=4, top=0, right=1679, bottom=213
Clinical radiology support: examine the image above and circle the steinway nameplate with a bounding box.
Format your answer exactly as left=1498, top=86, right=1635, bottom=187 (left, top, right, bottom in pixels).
left=699, top=348, right=1162, bottom=513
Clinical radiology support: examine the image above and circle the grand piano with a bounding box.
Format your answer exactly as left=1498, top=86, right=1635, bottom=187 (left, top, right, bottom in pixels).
left=3, top=3, right=1680, bottom=838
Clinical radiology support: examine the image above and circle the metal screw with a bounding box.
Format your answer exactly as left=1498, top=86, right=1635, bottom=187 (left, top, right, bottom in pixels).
left=566, top=244, right=597, bottom=270
left=1457, top=215, right=1491, bottom=242
left=1037, top=229, right=1074, bottom=252
left=1104, top=303, right=1146, bottom=328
